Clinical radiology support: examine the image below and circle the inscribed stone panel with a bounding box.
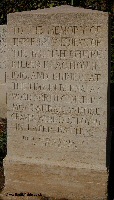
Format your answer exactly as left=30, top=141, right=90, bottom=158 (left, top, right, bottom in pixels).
left=7, top=6, right=109, bottom=170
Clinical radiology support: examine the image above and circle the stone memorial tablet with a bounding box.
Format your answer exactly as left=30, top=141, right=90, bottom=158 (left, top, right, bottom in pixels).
left=4, top=5, right=110, bottom=200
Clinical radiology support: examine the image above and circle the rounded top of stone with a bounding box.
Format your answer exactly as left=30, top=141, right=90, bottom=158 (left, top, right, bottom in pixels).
left=0, top=25, right=7, bottom=27
left=32, top=5, right=88, bottom=13
left=9, top=5, right=108, bottom=15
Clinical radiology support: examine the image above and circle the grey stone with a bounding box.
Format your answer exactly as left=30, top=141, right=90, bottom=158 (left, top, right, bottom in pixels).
left=3, top=5, right=110, bottom=200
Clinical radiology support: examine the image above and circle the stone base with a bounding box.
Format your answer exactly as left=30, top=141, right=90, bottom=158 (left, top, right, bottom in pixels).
left=3, top=156, right=108, bottom=200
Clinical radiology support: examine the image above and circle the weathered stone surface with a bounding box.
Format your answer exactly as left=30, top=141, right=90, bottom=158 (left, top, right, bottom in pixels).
left=3, top=157, right=108, bottom=200
left=0, top=25, right=7, bottom=118
left=4, top=5, right=110, bottom=199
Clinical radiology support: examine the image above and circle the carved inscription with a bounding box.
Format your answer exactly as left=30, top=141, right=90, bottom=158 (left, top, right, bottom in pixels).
left=9, top=23, right=106, bottom=149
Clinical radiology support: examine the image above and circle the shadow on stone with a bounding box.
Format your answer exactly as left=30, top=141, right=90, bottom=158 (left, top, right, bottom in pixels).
left=108, top=128, right=114, bottom=200
left=108, top=89, right=114, bottom=200
left=107, top=83, right=114, bottom=199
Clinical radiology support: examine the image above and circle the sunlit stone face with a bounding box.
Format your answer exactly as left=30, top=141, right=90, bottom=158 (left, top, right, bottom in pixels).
left=4, top=6, right=109, bottom=200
